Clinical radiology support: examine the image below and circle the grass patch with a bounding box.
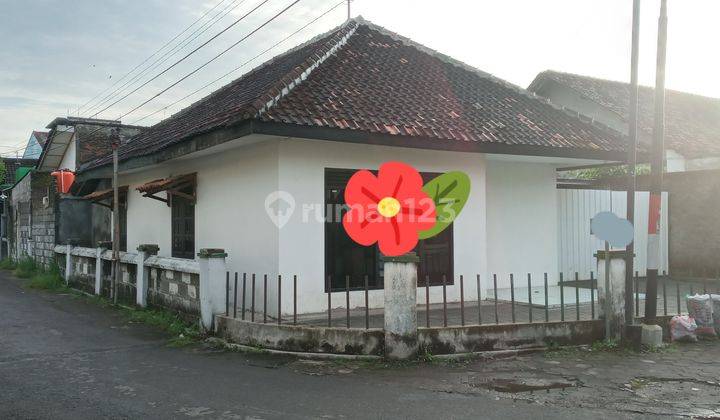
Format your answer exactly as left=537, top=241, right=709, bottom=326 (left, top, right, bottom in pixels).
left=125, top=306, right=201, bottom=347
left=591, top=339, right=620, bottom=352
left=14, top=257, right=39, bottom=278
left=0, top=258, right=16, bottom=270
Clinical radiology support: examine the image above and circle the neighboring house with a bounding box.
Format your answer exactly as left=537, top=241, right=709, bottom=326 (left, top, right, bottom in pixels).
left=76, top=18, right=626, bottom=315
left=21, top=130, right=48, bottom=160
left=528, top=70, right=720, bottom=172
left=9, top=117, right=142, bottom=265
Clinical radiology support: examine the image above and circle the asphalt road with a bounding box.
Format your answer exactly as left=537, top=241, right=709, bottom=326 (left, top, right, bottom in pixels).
left=0, top=272, right=660, bottom=419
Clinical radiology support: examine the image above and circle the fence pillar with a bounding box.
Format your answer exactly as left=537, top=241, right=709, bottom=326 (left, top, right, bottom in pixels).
left=135, top=244, right=159, bottom=307
left=198, top=248, right=227, bottom=331
left=64, top=243, right=73, bottom=284
left=94, top=247, right=105, bottom=295
left=382, top=252, right=419, bottom=360
left=596, top=249, right=628, bottom=341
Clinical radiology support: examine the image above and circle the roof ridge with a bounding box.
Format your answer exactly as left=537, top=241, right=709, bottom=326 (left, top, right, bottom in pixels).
left=537, top=69, right=720, bottom=102
left=351, top=18, right=626, bottom=140
left=249, top=20, right=359, bottom=119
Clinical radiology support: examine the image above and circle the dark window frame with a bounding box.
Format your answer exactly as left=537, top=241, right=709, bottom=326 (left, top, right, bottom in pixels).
left=171, top=185, right=195, bottom=259
left=324, top=168, right=454, bottom=292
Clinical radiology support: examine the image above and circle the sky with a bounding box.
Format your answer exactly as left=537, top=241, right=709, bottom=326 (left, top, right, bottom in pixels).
left=0, top=0, right=718, bottom=156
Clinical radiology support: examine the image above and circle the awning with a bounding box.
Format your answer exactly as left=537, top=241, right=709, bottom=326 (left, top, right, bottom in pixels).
left=136, top=173, right=196, bottom=205
left=82, top=186, right=128, bottom=208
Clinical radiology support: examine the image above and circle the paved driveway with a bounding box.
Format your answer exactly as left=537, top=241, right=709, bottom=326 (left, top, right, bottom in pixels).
left=0, top=271, right=706, bottom=419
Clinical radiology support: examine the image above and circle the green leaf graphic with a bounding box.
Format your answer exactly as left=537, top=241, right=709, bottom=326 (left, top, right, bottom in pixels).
left=418, top=171, right=471, bottom=240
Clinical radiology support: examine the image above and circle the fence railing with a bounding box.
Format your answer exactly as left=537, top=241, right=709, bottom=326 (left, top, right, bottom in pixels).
left=225, top=269, right=713, bottom=330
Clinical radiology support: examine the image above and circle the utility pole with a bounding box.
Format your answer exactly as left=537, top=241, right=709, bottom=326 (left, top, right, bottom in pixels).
left=645, top=0, right=668, bottom=324
left=347, top=0, right=351, bottom=21
left=625, top=0, right=641, bottom=328
left=112, top=130, right=120, bottom=305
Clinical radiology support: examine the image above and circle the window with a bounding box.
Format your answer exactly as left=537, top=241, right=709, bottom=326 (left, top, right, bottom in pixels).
left=171, top=186, right=195, bottom=259
left=324, top=168, right=453, bottom=292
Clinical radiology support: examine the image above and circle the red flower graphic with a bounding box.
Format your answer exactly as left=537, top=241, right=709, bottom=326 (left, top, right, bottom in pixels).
left=342, top=162, right=436, bottom=256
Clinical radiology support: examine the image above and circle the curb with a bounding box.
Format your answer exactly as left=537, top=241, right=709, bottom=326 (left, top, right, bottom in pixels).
left=205, top=337, right=383, bottom=360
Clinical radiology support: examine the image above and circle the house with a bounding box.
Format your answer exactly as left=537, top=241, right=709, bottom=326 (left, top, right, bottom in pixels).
left=21, top=131, right=49, bottom=160
left=528, top=70, right=720, bottom=172
left=530, top=71, right=720, bottom=277
left=75, top=18, right=626, bottom=315
left=8, top=117, right=142, bottom=265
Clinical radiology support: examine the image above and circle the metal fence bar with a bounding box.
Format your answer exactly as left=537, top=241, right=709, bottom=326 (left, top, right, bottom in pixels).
left=527, top=273, right=532, bottom=323
left=662, top=271, right=667, bottom=316
left=233, top=272, right=238, bottom=318
left=263, top=274, right=267, bottom=324
left=460, top=275, right=465, bottom=326
left=442, top=275, right=448, bottom=327
left=560, top=272, right=564, bottom=322
left=493, top=274, right=499, bottom=324
left=345, top=275, right=350, bottom=329
left=575, top=272, right=580, bottom=321
left=364, top=275, right=369, bottom=330
left=676, top=282, right=681, bottom=315
left=425, top=275, right=430, bottom=328
left=477, top=274, right=482, bottom=325
left=251, top=274, right=256, bottom=322
left=704, top=280, right=708, bottom=295
left=635, top=271, right=639, bottom=317
left=225, top=272, right=230, bottom=316
left=544, top=273, right=549, bottom=322
left=293, top=275, right=297, bottom=325
left=327, top=275, right=332, bottom=327
left=277, top=275, right=282, bottom=325
left=510, top=274, right=515, bottom=324
left=590, top=271, right=595, bottom=320
left=242, top=273, right=247, bottom=321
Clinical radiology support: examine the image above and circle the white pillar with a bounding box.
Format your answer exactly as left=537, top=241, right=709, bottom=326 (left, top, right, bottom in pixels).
left=94, top=247, right=104, bottom=295
left=596, top=249, right=628, bottom=340
left=198, top=248, right=227, bottom=331
left=64, top=243, right=73, bottom=284
left=383, top=253, right=419, bottom=360
left=135, top=244, right=159, bottom=307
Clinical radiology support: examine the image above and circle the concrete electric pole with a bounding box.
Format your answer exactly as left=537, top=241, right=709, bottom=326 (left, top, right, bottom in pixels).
left=645, top=0, right=668, bottom=325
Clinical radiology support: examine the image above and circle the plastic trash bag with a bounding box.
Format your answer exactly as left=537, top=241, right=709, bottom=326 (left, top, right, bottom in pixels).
left=687, top=294, right=717, bottom=337
left=670, top=315, right=698, bottom=342
left=711, top=294, right=720, bottom=335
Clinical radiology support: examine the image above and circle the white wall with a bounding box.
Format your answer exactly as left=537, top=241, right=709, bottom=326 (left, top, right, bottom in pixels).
left=120, top=139, right=280, bottom=282
left=486, top=160, right=559, bottom=288
left=557, top=189, right=669, bottom=279
left=58, top=137, right=76, bottom=172
left=276, top=138, right=488, bottom=314
left=119, top=135, right=569, bottom=316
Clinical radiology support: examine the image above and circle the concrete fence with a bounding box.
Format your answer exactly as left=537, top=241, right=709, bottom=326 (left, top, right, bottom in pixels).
left=54, top=245, right=230, bottom=330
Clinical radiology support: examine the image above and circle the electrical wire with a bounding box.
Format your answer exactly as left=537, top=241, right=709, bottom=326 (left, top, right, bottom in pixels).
left=115, top=0, right=303, bottom=122
left=132, top=0, right=345, bottom=125
left=87, top=0, right=273, bottom=119
left=78, top=0, right=229, bottom=114
left=83, top=0, right=246, bottom=117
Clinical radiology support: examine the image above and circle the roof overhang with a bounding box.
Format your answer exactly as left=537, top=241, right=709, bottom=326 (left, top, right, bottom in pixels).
left=136, top=173, right=196, bottom=206
left=82, top=186, right=128, bottom=209
left=76, top=119, right=626, bottom=182
left=37, top=126, right=74, bottom=172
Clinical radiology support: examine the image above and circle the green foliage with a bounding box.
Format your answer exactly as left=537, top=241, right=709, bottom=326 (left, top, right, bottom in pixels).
left=14, top=257, right=39, bottom=278
left=563, top=164, right=651, bottom=180
left=591, top=339, right=620, bottom=352
left=0, top=258, right=16, bottom=270
left=125, top=307, right=200, bottom=347
left=419, top=171, right=471, bottom=240
left=28, top=271, right=66, bottom=291
left=0, top=159, right=6, bottom=185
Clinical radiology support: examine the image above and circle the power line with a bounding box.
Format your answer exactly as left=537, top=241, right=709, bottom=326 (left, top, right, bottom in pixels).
left=87, top=0, right=272, bottom=120
left=116, top=0, right=303, bottom=122
left=83, top=0, right=247, bottom=117
left=78, top=0, right=229, bottom=114
left=132, top=0, right=345, bottom=125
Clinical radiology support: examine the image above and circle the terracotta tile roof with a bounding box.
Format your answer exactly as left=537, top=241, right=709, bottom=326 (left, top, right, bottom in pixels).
left=136, top=173, right=195, bottom=194
left=84, top=19, right=626, bottom=171
left=529, top=70, right=720, bottom=158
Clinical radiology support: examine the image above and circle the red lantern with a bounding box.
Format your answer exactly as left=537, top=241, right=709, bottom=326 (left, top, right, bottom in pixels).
left=51, top=170, right=75, bottom=194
